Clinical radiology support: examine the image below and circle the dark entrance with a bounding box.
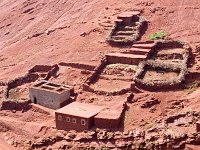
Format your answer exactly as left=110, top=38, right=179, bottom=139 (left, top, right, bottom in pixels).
left=33, top=97, right=37, bottom=104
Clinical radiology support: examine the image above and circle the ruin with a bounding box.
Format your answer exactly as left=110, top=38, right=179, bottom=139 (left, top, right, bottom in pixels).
left=55, top=102, right=104, bottom=131
left=133, top=40, right=191, bottom=90
left=107, top=11, right=147, bottom=45
left=82, top=42, right=158, bottom=95
left=134, top=60, right=187, bottom=90
left=149, top=40, right=191, bottom=66
left=83, top=58, right=137, bottom=96
left=29, top=80, right=73, bottom=109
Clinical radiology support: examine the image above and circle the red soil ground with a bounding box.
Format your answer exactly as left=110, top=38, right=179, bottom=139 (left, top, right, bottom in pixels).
left=1, top=0, right=200, bottom=149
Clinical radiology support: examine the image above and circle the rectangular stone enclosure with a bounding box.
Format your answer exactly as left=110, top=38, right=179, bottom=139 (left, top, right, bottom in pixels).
left=29, top=80, right=73, bottom=109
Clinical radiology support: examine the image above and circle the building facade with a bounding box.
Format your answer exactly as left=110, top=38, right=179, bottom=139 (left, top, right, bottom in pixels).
left=55, top=102, right=104, bottom=131
left=29, top=80, right=72, bottom=109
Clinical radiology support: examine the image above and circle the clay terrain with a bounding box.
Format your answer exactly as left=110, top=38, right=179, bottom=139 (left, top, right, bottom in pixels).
left=1, top=0, right=200, bottom=149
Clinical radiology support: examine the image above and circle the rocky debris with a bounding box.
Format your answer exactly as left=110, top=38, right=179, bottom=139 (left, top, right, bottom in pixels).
left=97, top=129, right=108, bottom=140
left=165, top=111, right=198, bottom=124
left=132, top=93, right=150, bottom=103
left=167, top=99, right=185, bottom=109
left=80, top=32, right=86, bottom=37
left=195, top=44, right=200, bottom=52
left=115, top=140, right=132, bottom=148
left=141, top=97, right=160, bottom=108
left=0, top=121, right=10, bottom=132
left=73, top=131, right=95, bottom=141
left=64, top=132, right=76, bottom=140
left=89, top=141, right=99, bottom=149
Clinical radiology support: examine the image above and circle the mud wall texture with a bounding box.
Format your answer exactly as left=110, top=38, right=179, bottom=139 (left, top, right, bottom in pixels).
left=0, top=99, right=31, bottom=111
left=106, top=54, right=144, bottom=65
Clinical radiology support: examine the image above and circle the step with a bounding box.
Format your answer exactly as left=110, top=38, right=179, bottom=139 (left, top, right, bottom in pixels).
left=125, top=48, right=151, bottom=55
left=106, top=53, right=146, bottom=65
left=132, top=43, right=155, bottom=49
left=111, top=35, right=128, bottom=40
left=117, top=11, right=140, bottom=19
left=115, top=31, right=135, bottom=36
left=118, top=26, right=136, bottom=31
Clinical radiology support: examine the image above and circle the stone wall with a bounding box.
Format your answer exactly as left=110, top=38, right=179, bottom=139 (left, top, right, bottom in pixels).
left=107, top=15, right=147, bottom=45
left=0, top=99, right=31, bottom=111
left=85, top=58, right=107, bottom=85
left=59, top=62, right=96, bottom=71
left=4, top=64, right=59, bottom=99
left=83, top=83, right=131, bottom=96
left=134, top=60, right=187, bottom=91
left=148, top=40, right=191, bottom=67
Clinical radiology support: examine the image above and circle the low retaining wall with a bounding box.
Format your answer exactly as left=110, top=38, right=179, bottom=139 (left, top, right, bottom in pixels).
left=83, top=83, right=131, bottom=96
left=0, top=99, right=31, bottom=111
left=4, top=64, right=59, bottom=99
left=4, top=73, right=39, bottom=98
left=29, top=65, right=56, bottom=73
left=59, top=62, right=96, bottom=71
left=85, top=59, right=107, bottom=85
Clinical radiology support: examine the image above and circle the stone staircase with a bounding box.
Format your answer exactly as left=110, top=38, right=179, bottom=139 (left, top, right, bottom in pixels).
left=106, top=42, right=155, bottom=65
left=122, top=41, right=155, bottom=59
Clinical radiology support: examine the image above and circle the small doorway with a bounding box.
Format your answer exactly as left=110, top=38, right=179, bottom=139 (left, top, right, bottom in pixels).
left=33, top=97, right=37, bottom=104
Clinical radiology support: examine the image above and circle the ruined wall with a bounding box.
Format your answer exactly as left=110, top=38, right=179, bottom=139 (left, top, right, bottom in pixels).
left=134, top=60, right=187, bottom=91
left=106, top=15, right=147, bottom=45
left=4, top=64, right=59, bottom=99
left=106, top=54, right=144, bottom=65
left=134, top=40, right=191, bottom=90
left=85, top=58, right=107, bottom=85
left=149, top=40, right=191, bottom=67
left=59, top=62, right=95, bottom=71
left=83, top=83, right=131, bottom=96
left=0, top=99, right=31, bottom=111
left=4, top=73, right=39, bottom=98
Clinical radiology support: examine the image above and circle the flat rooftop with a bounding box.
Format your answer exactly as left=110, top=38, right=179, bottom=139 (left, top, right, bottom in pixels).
left=30, top=80, right=72, bottom=94
left=95, top=109, right=121, bottom=120
left=55, top=102, right=105, bottom=118
left=95, top=101, right=125, bottom=120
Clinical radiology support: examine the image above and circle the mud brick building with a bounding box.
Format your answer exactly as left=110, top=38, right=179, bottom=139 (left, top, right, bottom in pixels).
left=94, top=101, right=126, bottom=129
left=55, top=102, right=104, bottom=131
left=29, top=80, right=73, bottom=109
